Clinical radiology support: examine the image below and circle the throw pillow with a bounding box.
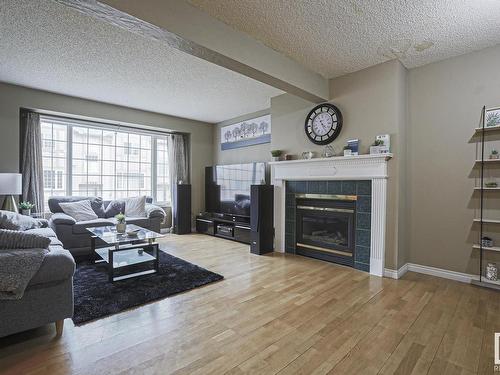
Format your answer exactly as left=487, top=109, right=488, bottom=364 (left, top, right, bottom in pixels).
left=0, top=210, right=44, bottom=231
left=104, top=200, right=125, bottom=218
left=125, top=196, right=147, bottom=217
left=59, top=200, right=98, bottom=222
left=0, top=229, right=51, bottom=249
left=90, top=197, right=106, bottom=218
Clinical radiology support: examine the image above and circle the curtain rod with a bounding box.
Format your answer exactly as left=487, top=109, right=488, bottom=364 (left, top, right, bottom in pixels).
left=21, top=107, right=189, bottom=138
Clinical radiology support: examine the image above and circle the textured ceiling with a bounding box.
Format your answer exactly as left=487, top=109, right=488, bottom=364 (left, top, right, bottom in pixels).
left=189, top=0, right=500, bottom=78
left=0, top=0, right=283, bottom=123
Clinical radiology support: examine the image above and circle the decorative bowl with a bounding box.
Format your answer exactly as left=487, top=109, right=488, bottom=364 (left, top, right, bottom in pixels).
left=127, top=229, right=140, bottom=236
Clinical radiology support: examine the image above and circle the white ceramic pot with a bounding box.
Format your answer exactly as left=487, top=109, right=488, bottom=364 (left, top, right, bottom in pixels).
left=272, top=156, right=280, bottom=162
left=370, top=146, right=381, bottom=155
left=344, top=149, right=352, bottom=156
left=116, top=223, right=126, bottom=234
left=21, top=209, right=31, bottom=216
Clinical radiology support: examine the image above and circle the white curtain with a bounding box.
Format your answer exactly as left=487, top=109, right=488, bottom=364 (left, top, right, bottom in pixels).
left=167, top=134, right=189, bottom=227
left=21, top=112, right=44, bottom=213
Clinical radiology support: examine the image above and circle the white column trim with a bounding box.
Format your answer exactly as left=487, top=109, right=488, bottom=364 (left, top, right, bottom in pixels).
left=270, top=154, right=392, bottom=277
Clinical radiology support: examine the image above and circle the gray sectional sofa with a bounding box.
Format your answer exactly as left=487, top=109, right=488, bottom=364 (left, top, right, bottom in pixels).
left=0, top=224, right=75, bottom=338
left=48, top=196, right=166, bottom=257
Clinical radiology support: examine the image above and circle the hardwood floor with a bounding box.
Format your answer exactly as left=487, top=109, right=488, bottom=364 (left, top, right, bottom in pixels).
left=0, top=234, right=499, bottom=374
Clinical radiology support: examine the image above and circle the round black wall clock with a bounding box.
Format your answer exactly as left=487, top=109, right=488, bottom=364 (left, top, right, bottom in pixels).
left=304, top=103, right=343, bottom=145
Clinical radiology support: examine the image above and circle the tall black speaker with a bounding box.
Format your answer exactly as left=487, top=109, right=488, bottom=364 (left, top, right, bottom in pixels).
left=173, top=184, right=191, bottom=234
left=250, top=185, right=274, bottom=255
left=205, top=166, right=220, bottom=213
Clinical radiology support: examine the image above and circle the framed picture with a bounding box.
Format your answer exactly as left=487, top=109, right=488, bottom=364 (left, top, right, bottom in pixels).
left=220, top=114, right=271, bottom=150
left=486, top=107, right=500, bottom=128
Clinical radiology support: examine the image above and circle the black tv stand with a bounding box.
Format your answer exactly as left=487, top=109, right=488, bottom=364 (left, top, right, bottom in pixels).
left=196, top=213, right=251, bottom=244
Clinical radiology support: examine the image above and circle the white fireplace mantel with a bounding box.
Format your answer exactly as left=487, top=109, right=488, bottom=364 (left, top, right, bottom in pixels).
left=270, top=153, right=393, bottom=277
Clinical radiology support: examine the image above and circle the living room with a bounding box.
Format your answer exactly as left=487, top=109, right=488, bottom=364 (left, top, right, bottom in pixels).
left=1, top=0, right=500, bottom=374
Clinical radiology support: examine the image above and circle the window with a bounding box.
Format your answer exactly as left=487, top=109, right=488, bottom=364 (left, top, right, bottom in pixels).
left=43, top=170, right=63, bottom=190
left=41, top=117, right=172, bottom=211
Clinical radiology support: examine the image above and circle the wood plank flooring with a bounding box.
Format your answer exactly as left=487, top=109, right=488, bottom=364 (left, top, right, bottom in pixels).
left=0, top=234, right=499, bottom=374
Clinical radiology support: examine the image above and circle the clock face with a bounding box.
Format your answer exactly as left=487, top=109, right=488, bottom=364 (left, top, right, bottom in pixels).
left=305, top=103, right=343, bottom=145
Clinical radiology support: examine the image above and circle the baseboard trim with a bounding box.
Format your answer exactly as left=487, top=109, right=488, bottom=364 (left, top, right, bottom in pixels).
left=385, top=262, right=478, bottom=284
left=384, top=263, right=408, bottom=279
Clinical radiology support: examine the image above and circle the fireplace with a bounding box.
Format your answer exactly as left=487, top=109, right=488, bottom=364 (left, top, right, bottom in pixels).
left=295, top=194, right=356, bottom=267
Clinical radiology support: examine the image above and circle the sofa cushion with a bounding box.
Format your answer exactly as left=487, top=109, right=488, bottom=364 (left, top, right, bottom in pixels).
left=145, top=204, right=166, bottom=219
left=49, top=237, right=63, bottom=247
left=104, top=200, right=125, bottom=218
left=48, top=196, right=105, bottom=217
left=0, top=229, right=51, bottom=250
left=0, top=211, right=46, bottom=231
left=29, top=246, right=75, bottom=286
left=50, top=212, right=77, bottom=225
left=72, top=218, right=114, bottom=234
left=124, top=196, right=146, bottom=217
left=24, top=228, right=57, bottom=238
left=60, top=200, right=99, bottom=222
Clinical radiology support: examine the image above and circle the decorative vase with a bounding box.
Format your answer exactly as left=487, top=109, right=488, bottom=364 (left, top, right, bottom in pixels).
left=302, top=151, right=314, bottom=159
left=21, top=209, right=31, bottom=216
left=486, top=263, right=498, bottom=281
left=272, top=156, right=280, bottom=162
left=116, top=223, right=126, bottom=234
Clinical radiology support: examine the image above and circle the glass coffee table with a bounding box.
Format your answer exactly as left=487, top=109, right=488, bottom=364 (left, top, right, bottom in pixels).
left=87, top=224, right=164, bottom=282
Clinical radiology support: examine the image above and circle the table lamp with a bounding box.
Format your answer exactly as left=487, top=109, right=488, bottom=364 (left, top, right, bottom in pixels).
left=0, top=173, right=22, bottom=212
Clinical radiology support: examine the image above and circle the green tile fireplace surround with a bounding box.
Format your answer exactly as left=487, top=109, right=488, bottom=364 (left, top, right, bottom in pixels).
left=284, top=180, right=372, bottom=272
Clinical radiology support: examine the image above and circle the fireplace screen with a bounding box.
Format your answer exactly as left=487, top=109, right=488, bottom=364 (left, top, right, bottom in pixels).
left=295, top=195, right=356, bottom=266
left=301, top=216, right=349, bottom=248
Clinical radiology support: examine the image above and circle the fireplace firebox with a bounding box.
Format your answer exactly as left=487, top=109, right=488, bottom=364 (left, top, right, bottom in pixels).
left=295, top=194, right=356, bottom=267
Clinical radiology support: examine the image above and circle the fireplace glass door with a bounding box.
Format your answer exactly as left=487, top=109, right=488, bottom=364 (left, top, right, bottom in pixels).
left=295, top=196, right=356, bottom=266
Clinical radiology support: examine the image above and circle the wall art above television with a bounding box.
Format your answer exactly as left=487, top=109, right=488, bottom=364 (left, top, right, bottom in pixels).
left=220, top=114, right=271, bottom=150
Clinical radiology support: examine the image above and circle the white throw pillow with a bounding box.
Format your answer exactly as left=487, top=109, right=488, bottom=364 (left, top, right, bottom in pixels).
left=59, top=200, right=98, bottom=222
left=124, top=196, right=147, bottom=217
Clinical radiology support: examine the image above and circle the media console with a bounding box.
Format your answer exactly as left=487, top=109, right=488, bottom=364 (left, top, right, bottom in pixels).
left=196, top=213, right=251, bottom=244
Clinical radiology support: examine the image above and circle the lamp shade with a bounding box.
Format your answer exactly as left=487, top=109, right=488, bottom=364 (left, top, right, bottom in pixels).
left=0, top=173, right=22, bottom=195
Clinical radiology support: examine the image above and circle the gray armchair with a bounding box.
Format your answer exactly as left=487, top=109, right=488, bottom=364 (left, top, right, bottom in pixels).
left=0, top=226, right=75, bottom=338
left=48, top=196, right=166, bottom=257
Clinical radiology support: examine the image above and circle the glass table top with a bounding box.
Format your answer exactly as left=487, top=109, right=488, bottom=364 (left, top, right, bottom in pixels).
left=87, top=224, right=163, bottom=245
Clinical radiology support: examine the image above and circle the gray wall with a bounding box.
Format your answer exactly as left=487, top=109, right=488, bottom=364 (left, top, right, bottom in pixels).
left=408, top=44, right=500, bottom=274
left=213, top=109, right=270, bottom=164
left=213, top=60, right=408, bottom=270
left=0, top=82, right=214, bottom=217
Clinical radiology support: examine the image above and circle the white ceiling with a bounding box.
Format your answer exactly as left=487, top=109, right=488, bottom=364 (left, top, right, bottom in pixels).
left=189, top=0, right=500, bottom=78
left=0, top=0, right=283, bottom=123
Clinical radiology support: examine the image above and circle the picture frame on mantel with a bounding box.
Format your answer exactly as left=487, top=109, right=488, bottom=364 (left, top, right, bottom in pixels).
left=220, top=114, right=271, bottom=150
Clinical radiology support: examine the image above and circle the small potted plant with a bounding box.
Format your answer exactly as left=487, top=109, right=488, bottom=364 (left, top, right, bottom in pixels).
left=115, top=212, right=126, bottom=234
left=270, top=150, right=283, bottom=162
left=19, top=201, right=34, bottom=216
left=490, top=149, right=499, bottom=159
left=370, top=139, right=384, bottom=155
left=343, top=145, right=352, bottom=156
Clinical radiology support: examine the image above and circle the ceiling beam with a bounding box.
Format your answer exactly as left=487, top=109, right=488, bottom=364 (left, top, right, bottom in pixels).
left=53, top=0, right=328, bottom=103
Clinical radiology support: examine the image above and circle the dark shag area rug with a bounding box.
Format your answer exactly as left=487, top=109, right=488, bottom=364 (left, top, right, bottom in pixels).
left=73, top=251, right=223, bottom=325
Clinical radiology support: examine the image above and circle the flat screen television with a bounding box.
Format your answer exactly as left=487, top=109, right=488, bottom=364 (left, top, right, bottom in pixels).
left=207, top=162, right=267, bottom=217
